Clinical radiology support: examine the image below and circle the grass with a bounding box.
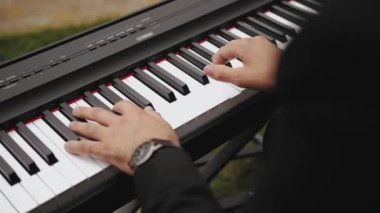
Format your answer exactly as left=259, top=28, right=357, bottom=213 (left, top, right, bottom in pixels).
left=210, top=142, right=265, bottom=199
left=0, top=17, right=114, bottom=62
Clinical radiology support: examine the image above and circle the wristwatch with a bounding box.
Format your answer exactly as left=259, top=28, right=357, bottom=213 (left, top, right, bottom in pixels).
left=129, top=139, right=175, bottom=171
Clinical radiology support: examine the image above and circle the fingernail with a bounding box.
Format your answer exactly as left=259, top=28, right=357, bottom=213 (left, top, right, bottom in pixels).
left=204, top=65, right=214, bottom=75
left=72, top=107, right=79, bottom=115
left=144, top=106, right=154, bottom=111
left=64, top=143, right=71, bottom=152
left=68, top=121, right=77, bottom=129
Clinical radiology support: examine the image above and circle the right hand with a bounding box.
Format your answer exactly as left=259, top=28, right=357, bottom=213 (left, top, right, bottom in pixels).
left=64, top=101, right=179, bottom=175
left=203, top=36, right=281, bottom=90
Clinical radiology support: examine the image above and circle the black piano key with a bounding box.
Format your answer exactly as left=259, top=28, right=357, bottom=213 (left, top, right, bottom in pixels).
left=16, top=122, right=58, bottom=165
left=134, top=68, right=176, bottom=103
left=271, top=5, right=307, bottom=26
left=147, top=62, right=190, bottom=95
left=113, top=78, right=152, bottom=108
left=235, top=21, right=276, bottom=44
left=42, top=110, right=81, bottom=141
left=280, top=1, right=315, bottom=17
left=295, top=0, right=324, bottom=11
left=219, top=29, right=241, bottom=41
left=167, top=53, right=209, bottom=85
left=191, top=42, right=233, bottom=68
left=246, top=16, right=287, bottom=43
left=208, top=34, right=227, bottom=48
left=256, top=12, right=297, bottom=37
left=0, top=131, right=39, bottom=175
left=178, top=47, right=210, bottom=71
left=59, top=103, right=86, bottom=122
left=191, top=42, right=213, bottom=61
left=98, top=84, right=122, bottom=105
left=84, top=91, right=110, bottom=110
left=0, top=155, right=21, bottom=185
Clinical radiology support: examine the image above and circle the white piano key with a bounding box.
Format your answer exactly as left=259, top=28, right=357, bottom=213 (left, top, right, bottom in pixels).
left=200, top=41, right=219, bottom=53
left=26, top=122, right=86, bottom=186
left=53, top=110, right=71, bottom=126
left=288, top=0, right=319, bottom=14
left=33, top=119, right=103, bottom=177
left=265, top=11, right=302, bottom=32
left=158, top=60, right=205, bottom=92
left=147, top=61, right=242, bottom=129
left=0, top=191, right=17, bottom=213
left=93, top=92, right=113, bottom=109
left=71, top=100, right=97, bottom=123
left=0, top=176, right=36, bottom=213
left=159, top=59, right=238, bottom=119
left=276, top=40, right=287, bottom=50
left=176, top=55, right=242, bottom=102
left=229, top=27, right=251, bottom=38
left=122, top=76, right=179, bottom=127
left=200, top=40, right=244, bottom=70
left=143, top=69, right=209, bottom=126
left=176, top=54, right=241, bottom=98
left=69, top=101, right=92, bottom=123
left=0, top=142, right=55, bottom=206
left=75, top=99, right=92, bottom=108
left=229, top=26, right=288, bottom=51
left=188, top=48, right=245, bottom=91
left=8, top=130, right=71, bottom=196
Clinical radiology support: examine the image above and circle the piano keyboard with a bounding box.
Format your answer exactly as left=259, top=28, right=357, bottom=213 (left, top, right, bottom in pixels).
left=0, top=0, right=325, bottom=212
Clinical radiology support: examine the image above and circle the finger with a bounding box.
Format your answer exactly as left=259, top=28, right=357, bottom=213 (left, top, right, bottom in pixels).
left=204, top=64, right=244, bottom=83
left=64, top=140, right=103, bottom=157
left=72, top=106, right=117, bottom=126
left=144, top=106, right=155, bottom=112
left=69, top=121, right=107, bottom=140
left=112, top=100, right=137, bottom=115
left=144, top=106, right=163, bottom=120
left=212, top=40, right=246, bottom=64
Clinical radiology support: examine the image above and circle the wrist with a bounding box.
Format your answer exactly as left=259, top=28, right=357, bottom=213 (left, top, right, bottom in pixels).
left=129, top=139, right=177, bottom=173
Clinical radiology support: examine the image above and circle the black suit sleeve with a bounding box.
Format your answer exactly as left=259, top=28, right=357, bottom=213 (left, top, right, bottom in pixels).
left=133, top=147, right=223, bottom=213
left=242, top=1, right=379, bottom=212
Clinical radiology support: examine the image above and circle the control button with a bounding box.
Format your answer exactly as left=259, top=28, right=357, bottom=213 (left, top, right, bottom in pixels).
left=87, top=44, right=97, bottom=50
left=116, top=31, right=127, bottom=38
left=146, top=21, right=157, bottom=27
left=6, top=76, right=16, bottom=81
left=22, top=72, right=33, bottom=78
left=34, top=68, right=43, bottom=73
left=136, top=24, right=145, bottom=30
left=96, top=39, right=107, bottom=46
left=50, top=60, right=59, bottom=67
left=126, top=27, right=136, bottom=34
left=60, top=55, right=70, bottom=62
left=9, top=78, right=19, bottom=84
left=0, top=81, right=7, bottom=88
left=107, top=36, right=117, bottom=42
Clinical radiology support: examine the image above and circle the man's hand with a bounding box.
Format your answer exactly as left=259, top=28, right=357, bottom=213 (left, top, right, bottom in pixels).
left=64, top=101, right=179, bottom=175
left=204, top=36, right=281, bottom=90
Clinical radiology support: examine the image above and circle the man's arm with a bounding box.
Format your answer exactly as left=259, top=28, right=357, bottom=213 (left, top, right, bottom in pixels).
left=64, top=101, right=222, bottom=212
left=134, top=147, right=222, bottom=213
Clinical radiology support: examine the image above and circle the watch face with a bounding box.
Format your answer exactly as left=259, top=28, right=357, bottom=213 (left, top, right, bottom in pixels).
left=130, top=141, right=166, bottom=170
left=132, top=143, right=151, bottom=166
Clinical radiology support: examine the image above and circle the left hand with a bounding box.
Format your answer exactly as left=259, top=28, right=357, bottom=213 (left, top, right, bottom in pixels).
left=204, top=36, right=281, bottom=90
left=64, top=101, right=179, bottom=175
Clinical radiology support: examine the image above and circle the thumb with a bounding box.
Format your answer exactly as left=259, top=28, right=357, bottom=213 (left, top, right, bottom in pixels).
left=204, top=64, right=242, bottom=83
